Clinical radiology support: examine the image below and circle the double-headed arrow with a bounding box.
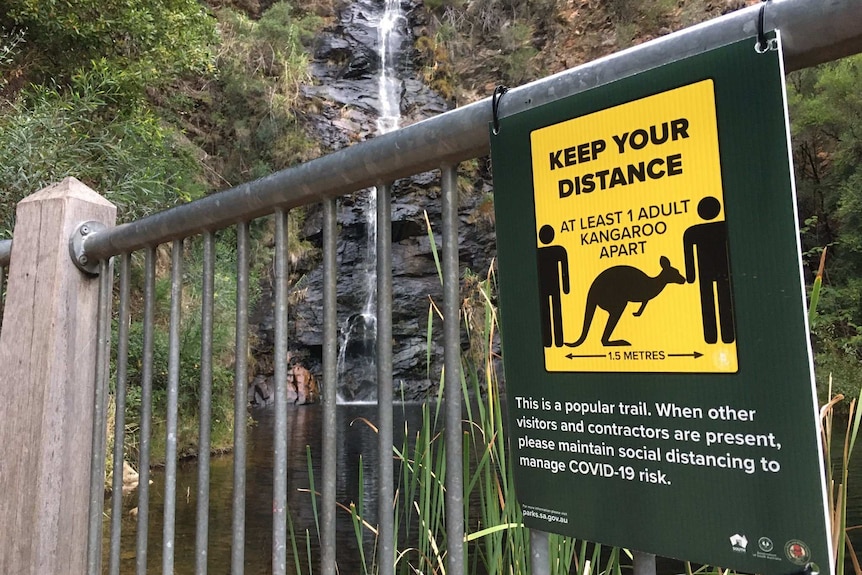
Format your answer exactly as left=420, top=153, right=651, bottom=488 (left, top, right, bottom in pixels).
left=564, top=351, right=704, bottom=359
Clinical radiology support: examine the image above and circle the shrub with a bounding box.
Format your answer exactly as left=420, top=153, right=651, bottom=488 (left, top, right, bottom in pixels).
left=0, top=63, right=204, bottom=236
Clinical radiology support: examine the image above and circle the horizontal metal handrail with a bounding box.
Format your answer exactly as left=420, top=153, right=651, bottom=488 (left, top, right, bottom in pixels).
left=4, top=0, right=855, bottom=264
left=0, top=240, right=10, bottom=267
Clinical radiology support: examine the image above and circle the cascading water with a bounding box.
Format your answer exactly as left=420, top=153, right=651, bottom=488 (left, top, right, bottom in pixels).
left=376, top=0, right=404, bottom=136
left=336, top=0, right=406, bottom=403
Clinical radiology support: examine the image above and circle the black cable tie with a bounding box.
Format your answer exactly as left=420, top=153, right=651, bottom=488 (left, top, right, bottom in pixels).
left=755, top=0, right=772, bottom=53
left=492, top=85, right=509, bottom=135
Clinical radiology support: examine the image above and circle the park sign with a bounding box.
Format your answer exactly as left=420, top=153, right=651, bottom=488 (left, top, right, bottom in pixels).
left=490, top=33, right=832, bottom=575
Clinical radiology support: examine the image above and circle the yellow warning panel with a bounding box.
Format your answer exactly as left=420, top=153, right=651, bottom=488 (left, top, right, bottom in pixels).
left=531, top=80, right=738, bottom=373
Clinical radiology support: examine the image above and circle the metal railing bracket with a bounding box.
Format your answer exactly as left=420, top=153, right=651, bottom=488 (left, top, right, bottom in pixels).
left=69, top=221, right=107, bottom=275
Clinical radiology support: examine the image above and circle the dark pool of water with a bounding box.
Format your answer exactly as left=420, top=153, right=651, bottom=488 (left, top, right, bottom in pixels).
left=104, top=402, right=428, bottom=574
left=105, top=406, right=862, bottom=574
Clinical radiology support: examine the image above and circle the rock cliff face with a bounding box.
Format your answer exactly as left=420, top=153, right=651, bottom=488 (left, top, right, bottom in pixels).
left=251, top=0, right=498, bottom=401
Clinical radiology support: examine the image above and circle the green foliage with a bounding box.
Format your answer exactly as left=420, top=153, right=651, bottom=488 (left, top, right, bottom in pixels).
left=0, top=27, right=24, bottom=89
left=788, top=55, right=862, bottom=398
left=0, top=63, right=204, bottom=236
left=606, top=0, right=675, bottom=43
left=414, top=0, right=560, bottom=99
left=1, top=0, right=216, bottom=85
left=790, top=56, right=862, bottom=277
left=496, top=22, right=540, bottom=86
left=207, top=2, right=320, bottom=182
left=423, top=0, right=466, bottom=13
left=416, top=29, right=460, bottom=102
left=2, top=0, right=319, bottom=470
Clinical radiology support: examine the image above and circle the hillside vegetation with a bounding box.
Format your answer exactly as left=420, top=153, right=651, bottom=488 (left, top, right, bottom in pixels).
left=1, top=0, right=861, bottom=451
left=414, top=0, right=749, bottom=103
left=0, top=0, right=325, bottom=457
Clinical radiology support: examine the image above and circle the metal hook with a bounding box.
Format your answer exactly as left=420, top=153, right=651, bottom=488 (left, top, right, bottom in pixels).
left=755, top=0, right=774, bottom=53
left=492, top=85, right=509, bottom=135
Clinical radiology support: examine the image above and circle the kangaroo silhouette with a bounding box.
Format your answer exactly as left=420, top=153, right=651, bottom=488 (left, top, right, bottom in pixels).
left=566, top=256, right=685, bottom=347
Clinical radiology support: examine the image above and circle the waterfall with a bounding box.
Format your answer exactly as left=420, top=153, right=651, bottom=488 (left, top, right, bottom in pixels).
left=337, top=0, right=405, bottom=403
left=376, top=0, right=403, bottom=136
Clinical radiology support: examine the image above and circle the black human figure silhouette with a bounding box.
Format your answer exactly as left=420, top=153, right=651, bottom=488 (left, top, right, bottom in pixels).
left=537, top=225, right=570, bottom=347
left=565, top=256, right=684, bottom=347
left=683, top=196, right=735, bottom=344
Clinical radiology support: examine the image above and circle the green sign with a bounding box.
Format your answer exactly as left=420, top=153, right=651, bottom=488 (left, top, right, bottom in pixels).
left=490, top=34, right=832, bottom=575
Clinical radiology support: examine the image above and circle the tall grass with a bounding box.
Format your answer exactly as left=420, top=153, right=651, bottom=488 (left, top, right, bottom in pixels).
left=295, top=215, right=621, bottom=574
left=316, top=264, right=603, bottom=574
left=820, top=379, right=862, bottom=575
left=813, top=248, right=862, bottom=575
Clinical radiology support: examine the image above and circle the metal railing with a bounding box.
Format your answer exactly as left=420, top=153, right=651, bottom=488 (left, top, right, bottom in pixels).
left=0, top=239, right=7, bottom=330
left=0, top=0, right=861, bottom=573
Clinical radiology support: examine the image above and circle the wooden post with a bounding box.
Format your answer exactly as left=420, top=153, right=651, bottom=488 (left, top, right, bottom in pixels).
left=0, top=177, right=116, bottom=574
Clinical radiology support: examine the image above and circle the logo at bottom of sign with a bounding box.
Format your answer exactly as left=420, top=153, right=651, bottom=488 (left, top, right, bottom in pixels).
left=784, top=540, right=811, bottom=565
left=729, top=533, right=748, bottom=553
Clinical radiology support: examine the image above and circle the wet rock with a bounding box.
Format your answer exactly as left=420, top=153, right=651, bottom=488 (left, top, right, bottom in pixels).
left=247, top=366, right=319, bottom=407
left=252, top=0, right=497, bottom=401
left=343, top=46, right=378, bottom=79
left=288, top=364, right=319, bottom=405
left=106, top=460, right=151, bottom=497
left=249, top=374, right=274, bottom=408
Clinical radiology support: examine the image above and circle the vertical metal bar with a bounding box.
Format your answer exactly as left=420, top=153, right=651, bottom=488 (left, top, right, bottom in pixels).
left=109, top=254, right=131, bottom=575
left=232, top=222, right=250, bottom=575
left=196, top=232, right=216, bottom=574
left=530, top=530, right=550, bottom=574
left=137, top=247, right=156, bottom=575
left=376, top=183, right=394, bottom=575
left=273, top=210, right=289, bottom=575
left=0, top=264, right=5, bottom=330
left=322, top=199, right=338, bottom=575
left=442, top=164, right=465, bottom=575
left=163, top=239, right=184, bottom=575
left=87, top=258, right=114, bottom=575
left=633, top=550, right=657, bottom=575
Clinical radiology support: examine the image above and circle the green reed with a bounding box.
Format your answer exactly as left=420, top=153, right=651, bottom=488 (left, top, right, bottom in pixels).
left=299, top=215, right=618, bottom=574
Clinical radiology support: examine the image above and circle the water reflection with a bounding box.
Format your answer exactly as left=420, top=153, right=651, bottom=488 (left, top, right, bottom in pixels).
left=104, top=402, right=426, bottom=574
left=105, top=407, right=862, bottom=574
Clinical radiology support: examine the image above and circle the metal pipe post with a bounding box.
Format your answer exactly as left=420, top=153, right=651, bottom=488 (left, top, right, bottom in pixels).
left=442, top=164, right=465, bottom=575
left=0, top=239, right=8, bottom=331
left=0, top=264, right=5, bottom=330
left=273, top=210, right=290, bottom=575
left=377, top=183, right=394, bottom=575
left=136, top=247, right=156, bottom=575
left=196, top=232, right=216, bottom=574
left=87, top=258, right=114, bottom=575
left=633, top=550, right=657, bottom=575
left=0, top=239, right=10, bottom=267
left=531, top=530, right=550, bottom=574
left=322, top=198, right=338, bottom=575
left=232, top=222, right=250, bottom=575
left=109, top=254, right=131, bottom=575
left=163, top=239, right=184, bottom=575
